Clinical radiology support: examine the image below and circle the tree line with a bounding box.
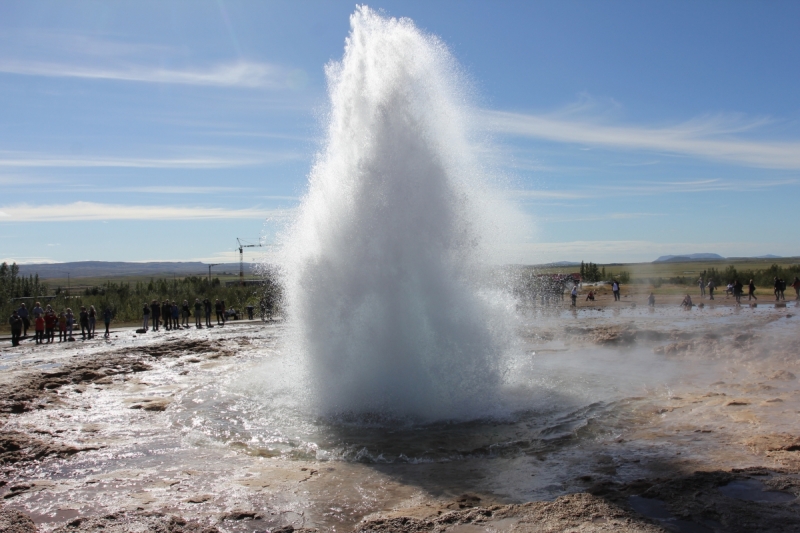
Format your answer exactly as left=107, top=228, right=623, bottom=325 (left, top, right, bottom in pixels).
left=1, top=262, right=283, bottom=327
left=580, top=261, right=630, bottom=283
left=578, top=261, right=799, bottom=288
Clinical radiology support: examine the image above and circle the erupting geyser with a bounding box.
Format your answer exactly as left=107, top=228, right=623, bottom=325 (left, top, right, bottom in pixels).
left=280, top=6, right=515, bottom=420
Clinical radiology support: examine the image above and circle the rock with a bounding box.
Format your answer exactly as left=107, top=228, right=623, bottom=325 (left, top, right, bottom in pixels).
left=0, top=506, right=37, bottom=533
left=0, top=431, right=99, bottom=465
left=129, top=397, right=171, bottom=412
left=0, top=354, right=152, bottom=415
left=769, top=370, right=796, bottom=381
left=50, top=512, right=219, bottom=532
left=725, top=400, right=751, bottom=406
left=220, top=509, right=258, bottom=521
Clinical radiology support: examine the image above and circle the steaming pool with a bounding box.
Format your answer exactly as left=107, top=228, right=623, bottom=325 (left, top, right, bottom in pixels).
left=3, top=303, right=799, bottom=531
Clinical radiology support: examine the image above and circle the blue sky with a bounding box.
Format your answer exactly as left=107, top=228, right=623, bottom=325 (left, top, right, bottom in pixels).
left=1, top=1, right=798, bottom=265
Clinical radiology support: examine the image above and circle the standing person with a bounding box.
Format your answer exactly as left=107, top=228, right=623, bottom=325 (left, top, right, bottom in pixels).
left=182, top=300, right=190, bottom=328
left=246, top=304, right=254, bottom=320
left=778, top=279, right=786, bottom=301
left=707, top=279, right=715, bottom=300
left=748, top=279, right=757, bottom=301
left=792, top=277, right=800, bottom=300
left=698, top=277, right=705, bottom=298
left=611, top=280, right=620, bottom=301
left=204, top=298, right=212, bottom=327
left=65, top=308, right=75, bottom=341
left=733, top=280, right=744, bottom=305
left=88, top=305, right=97, bottom=339
left=171, top=301, right=180, bottom=329
left=103, top=307, right=113, bottom=338
left=220, top=300, right=226, bottom=324
left=163, top=300, right=172, bottom=330
left=79, top=306, right=89, bottom=340
left=570, top=285, right=578, bottom=306
left=32, top=301, right=44, bottom=321
left=9, top=310, right=23, bottom=347
left=142, top=303, right=150, bottom=331
left=17, top=303, right=30, bottom=338
left=151, top=300, right=161, bottom=331
left=34, top=313, right=45, bottom=344
left=648, top=293, right=656, bottom=307
left=58, top=312, right=67, bottom=342
left=44, top=308, right=57, bottom=343
left=215, top=299, right=223, bottom=325
left=194, top=299, right=203, bottom=328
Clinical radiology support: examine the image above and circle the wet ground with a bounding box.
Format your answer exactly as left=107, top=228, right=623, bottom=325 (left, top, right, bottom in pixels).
left=1, top=300, right=800, bottom=532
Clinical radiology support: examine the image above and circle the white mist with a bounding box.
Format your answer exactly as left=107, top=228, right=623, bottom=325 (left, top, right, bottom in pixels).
left=279, top=6, right=517, bottom=420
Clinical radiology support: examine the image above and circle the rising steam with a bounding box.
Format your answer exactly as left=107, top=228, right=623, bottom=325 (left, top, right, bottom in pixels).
left=279, top=6, right=516, bottom=420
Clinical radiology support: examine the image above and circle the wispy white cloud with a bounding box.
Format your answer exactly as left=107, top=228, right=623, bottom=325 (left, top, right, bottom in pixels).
left=542, top=212, right=663, bottom=223
left=0, top=59, right=297, bottom=89
left=0, top=151, right=301, bottom=169
left=509, top=178, right=797, bottom=201
left=507, top=190, right=589, bottom=200
left=110, top=186, right=252, bottom=194
left=0, top=201, right=294, bottom=222
left=481, top=110, right=800, bottom=169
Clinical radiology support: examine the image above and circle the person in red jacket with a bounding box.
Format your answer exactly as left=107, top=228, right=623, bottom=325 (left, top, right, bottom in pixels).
left=34, top=313, right=45, bottom=344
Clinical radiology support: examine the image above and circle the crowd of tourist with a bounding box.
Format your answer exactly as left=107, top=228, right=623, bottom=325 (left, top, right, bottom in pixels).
left=7, top=297, right=259, bottom=347
left=7, top=302, right=113, bottom=347
left=141, top=298, right=241, bottom=332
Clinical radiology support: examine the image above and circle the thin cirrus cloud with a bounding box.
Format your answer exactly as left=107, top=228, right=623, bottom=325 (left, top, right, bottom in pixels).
left=0, top=151, right=301, bottom=169
left=0, top=202, right=294, bottom=222
left=510, top=178, right=798, bottom=201
left=481, top=110, right=800, bottom=170
left=0, top=58, right=296, bottom=89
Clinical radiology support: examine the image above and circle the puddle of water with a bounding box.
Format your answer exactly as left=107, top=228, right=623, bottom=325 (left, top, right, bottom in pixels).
left=629, top=495, right=673, bottom=519
left=718, top=479, right=796, bottom=503
left=629, top=496, right=713, bottom=533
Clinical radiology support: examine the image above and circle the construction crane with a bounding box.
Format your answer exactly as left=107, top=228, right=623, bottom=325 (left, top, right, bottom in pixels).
left=207, top=263, right=221, bottom=282
left=237, top=238, right=263, bottom=285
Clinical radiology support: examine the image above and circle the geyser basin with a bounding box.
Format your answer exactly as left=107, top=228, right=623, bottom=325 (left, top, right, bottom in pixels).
left=278, top=6, right=518, bottom=420
left=5, top=306, right=799, bottom=532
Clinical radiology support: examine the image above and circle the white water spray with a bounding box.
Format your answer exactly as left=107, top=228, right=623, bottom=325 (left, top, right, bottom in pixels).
left=280, top=7, right=516, bottom=420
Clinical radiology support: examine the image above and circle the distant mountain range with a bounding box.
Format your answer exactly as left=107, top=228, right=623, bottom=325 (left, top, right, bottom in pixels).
left=536, top=261, right=581, bottom=268
left=654, top=253, right=725, bottom=262
left=653, top=253, right=781, bottom=263
left=14, top=261, right=257, bottom=279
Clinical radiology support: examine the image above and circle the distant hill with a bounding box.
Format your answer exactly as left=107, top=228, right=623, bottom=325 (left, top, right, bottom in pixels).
left=654, top=253, right=724, bottom=263
left=653, top=253, right=785, bottom=263
left=15, top=261, right=257, bottom=280
left=537, top=261, right=581, bottom=268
